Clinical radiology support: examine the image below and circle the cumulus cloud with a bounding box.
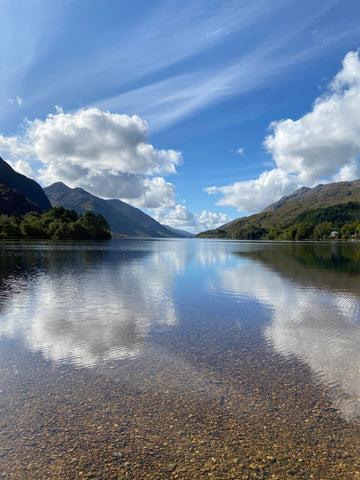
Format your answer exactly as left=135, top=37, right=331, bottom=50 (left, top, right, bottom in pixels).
left=206, top=51, right=360, bottom=213
left=9, top=159, right=35, bottom=178
left=153, top=204, right=232, bottom=234
left=0, top=107, right=181, bottom=209
left=205, top=168, right=300, bottom=213
left=197, top=210, right=232, bottom=230
left=264, top=51, right=360, bottom=184
left=137, top=177, right=176, bottom=209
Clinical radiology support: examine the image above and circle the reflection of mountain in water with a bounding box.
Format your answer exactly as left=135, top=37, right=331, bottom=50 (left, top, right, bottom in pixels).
left=0, top=240, right=177, bottom=367
left=238, top=242, right=360, bottom=293
left=221, top=242, right=360, bottom=421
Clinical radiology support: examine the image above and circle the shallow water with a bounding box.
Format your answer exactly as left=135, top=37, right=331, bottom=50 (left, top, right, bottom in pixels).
left=1, top=239, right=360, bottom=479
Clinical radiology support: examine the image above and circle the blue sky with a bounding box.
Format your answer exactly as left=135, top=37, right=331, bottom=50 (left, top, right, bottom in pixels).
left=1, top=0, right=360, bottom=232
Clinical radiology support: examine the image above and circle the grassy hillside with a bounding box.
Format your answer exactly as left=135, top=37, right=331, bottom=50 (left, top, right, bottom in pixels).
left=197, top=180, right=360, bottom=239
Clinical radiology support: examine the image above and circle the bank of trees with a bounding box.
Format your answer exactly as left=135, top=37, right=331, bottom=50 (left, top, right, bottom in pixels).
left=0, top=207, right=111, bottom=240
left=265, top=202, right=360, bottom=240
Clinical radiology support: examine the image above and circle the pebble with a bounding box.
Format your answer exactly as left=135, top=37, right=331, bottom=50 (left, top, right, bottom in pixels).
left=1, top=314, right=360, bottom=479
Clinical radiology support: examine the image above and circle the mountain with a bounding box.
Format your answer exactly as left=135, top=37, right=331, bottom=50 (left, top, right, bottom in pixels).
left=197, top=179, right=360, bottom=238
left=44, top=182, right=184, bottom=238
left=0, top=183, right=44, bottom=215
left=162, top=225, right=194, bottom=237
left=0, top=157, right=51, bottom=212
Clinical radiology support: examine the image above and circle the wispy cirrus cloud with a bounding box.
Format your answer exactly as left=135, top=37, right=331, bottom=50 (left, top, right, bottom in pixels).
left=3, top=0, right=353, bottom=133
left=92, top=52, right=304, bottom=132
left=90, top=1, right=352, bottom=132
left=3, top=1, right=275, bottom=121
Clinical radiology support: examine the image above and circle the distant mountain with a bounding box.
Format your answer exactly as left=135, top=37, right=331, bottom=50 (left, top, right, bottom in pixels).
left=162, top=225, right=194, bottom=237
left=44, top=182, right=184, bottom=238
left=106, top=198, right=181, bottom=237
left=0, top=157, right=51, bottom=212
left=197, top=179, right=360, bottom=239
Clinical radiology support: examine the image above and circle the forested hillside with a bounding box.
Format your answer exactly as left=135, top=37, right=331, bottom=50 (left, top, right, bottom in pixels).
left=197, top=180, right=360, bottom=240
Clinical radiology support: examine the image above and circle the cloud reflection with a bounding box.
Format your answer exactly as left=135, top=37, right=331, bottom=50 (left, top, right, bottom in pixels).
left=0, top=245, right=176, bottom=368
left=218, top=255, right=360, bottom=421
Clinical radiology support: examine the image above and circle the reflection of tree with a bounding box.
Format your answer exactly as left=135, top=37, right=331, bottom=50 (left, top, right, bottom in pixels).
left=0, top=241, right=176, bottom=367
left=0, top=241, right=108, bottom=298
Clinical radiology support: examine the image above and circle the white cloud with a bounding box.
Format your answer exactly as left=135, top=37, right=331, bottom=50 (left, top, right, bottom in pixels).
left=28, top=108, right=181, bottom=175
left=198, top=210, right=232, bottom=230
left=136, top=177, right=176, bottom=209
left=205, top=51, right=360, bottom=213
left=9, top=159, right=34, bottom=178
left=0, top=107, right=181, bottom=209
left=0, top=134, right=29, bottom=157
left=236, top=147, right=244, bottom=155
left=264, top=51, right=360, bottom=184
left=153, top=204, right=232, bottom=234
left=7, top=95, right=22, bottom=106
left=205, top=168, right=300, bottom=213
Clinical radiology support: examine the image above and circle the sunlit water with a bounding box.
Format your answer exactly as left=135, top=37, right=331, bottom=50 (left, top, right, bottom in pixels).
left=1, top=239, right=360, bottom=479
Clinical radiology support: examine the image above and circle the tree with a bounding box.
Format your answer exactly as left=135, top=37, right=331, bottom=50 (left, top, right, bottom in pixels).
left=0, top=208, right=111, bottom=240
left=341, top=221, right=360, bottom=239
left=267, top=227, right=282, bottom=240
left=313, top=222, right=332, bottom=240
left=295, top=222, right=314, bottom=240
left=282, top=225, right=297, bottom=240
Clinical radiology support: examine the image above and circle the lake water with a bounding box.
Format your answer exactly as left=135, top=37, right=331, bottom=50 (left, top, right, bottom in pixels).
left=1, top=239, right=360, bottom=479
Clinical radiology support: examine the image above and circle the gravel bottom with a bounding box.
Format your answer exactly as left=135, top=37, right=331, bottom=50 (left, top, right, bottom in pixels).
left=1, top=325, right=360, bottom=480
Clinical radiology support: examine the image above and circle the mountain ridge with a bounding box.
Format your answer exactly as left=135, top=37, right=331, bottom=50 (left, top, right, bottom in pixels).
left=44, top=182, right=183, bottom=238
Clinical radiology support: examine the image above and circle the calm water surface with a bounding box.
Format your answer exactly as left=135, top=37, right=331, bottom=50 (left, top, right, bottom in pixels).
left=1, top=239, right=360, bottom=479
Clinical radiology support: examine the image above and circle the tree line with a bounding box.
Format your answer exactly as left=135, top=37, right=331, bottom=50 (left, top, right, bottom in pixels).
left=266, top=201, right=360, bottom=240
left=0, top=207, right=111, bottom=240
left=211, top=201, right=360, bottom=240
